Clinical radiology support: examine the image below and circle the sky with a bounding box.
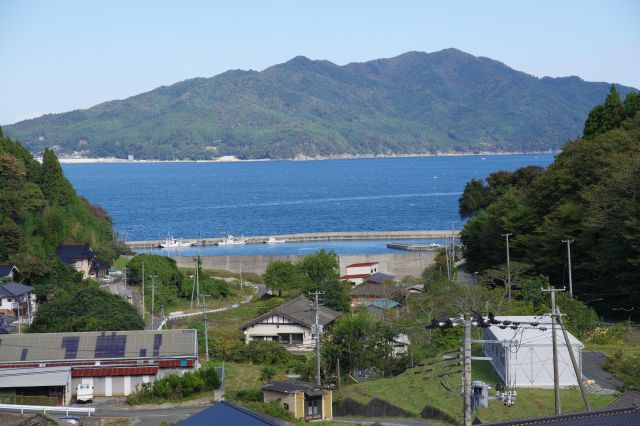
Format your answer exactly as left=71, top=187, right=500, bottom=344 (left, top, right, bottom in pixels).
left=1, top=0, right=638, bottom=125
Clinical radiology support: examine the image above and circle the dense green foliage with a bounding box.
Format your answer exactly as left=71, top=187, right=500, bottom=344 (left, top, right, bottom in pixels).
left=323, top=310, right=407, bottom=376
left=459, top=88, right=640, bottom=319
left=30, top=284, right=144, bottom=332
left=0, top=131, right=120, bottom=281
left=263, top=250, right=350, bottom=311
left=126, top=367, right=220, bottom=404
left=5, top=50, right=636, bottom=160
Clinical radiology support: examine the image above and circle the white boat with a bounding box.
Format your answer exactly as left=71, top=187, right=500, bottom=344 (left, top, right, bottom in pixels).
left=216, top=235, right=247, bottom=246
left=160, top=236, right=194, bottom=248
left=264, top=236, right=287, bottom=244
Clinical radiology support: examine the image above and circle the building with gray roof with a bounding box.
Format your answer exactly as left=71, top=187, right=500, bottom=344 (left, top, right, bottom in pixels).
left=241, top=296, right=342, bottom=353
left=0, top=329, right=198, bottom=401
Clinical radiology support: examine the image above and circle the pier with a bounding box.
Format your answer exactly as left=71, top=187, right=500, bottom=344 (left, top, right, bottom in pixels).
left=125, top=230, right=460, bottom=249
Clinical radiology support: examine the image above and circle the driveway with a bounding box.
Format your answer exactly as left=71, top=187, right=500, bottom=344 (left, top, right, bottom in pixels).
left=582, top=351, right=623, bottom=390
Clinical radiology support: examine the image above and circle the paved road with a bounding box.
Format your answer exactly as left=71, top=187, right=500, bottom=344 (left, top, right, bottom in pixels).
left=582, top=351, right=623, bottom=389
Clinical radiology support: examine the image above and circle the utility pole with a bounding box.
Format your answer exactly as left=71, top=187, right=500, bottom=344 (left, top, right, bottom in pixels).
left=150, top=275, right=158, bottom=330
left=542, top=286, right=565, bottom=415
left=240, top=259, right=243, bottom=291
left=123, top=267, right=128, bottom=302
left=562, top=240, right=574, bottom=298
left=463, top=315, right=472, bottom=426
left=502, top=233, right=513, bottom=301
left=201, top=294, right=210, bottom=362
left=336, top=358, right=342, bottom=395
left=557, top=308, right=590, bottom=411
left=310, top=291, right=324, bottom=386
left=141, top=262, right=145, bottom=319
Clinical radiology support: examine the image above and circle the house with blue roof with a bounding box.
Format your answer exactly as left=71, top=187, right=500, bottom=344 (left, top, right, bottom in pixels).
left=0, top=282, right=37, bottom=325
left=56, top=243, right=109, bottom=279
left=177, top=400, right=290, bottom=426
left=0, top=264, right=20, bottom=281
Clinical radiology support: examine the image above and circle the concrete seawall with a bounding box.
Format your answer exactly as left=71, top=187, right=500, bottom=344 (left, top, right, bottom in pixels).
left=126, top=230, right=459, bottom=249
left=172, top=251, right=436, bottom=278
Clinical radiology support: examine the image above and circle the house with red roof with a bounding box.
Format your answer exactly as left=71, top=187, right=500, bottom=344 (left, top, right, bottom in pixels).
left=340, top=261, right=379, bottom=286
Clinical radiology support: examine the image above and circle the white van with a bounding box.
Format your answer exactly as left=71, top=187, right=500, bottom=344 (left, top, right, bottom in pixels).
left=76, top=383, right=94, bottom=403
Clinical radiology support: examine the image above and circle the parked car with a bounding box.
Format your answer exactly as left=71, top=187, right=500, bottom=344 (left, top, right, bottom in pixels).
left=58, top=416, right=82, bottom=425
left=76, top=382, right=94, bottom=403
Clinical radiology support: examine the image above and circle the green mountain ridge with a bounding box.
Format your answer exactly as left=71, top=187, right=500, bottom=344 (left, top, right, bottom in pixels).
left=5, top=48, right=637, bottom=160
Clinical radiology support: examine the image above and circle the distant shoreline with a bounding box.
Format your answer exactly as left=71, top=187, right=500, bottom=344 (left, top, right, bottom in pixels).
left=57, top=150, right=558, bottom=164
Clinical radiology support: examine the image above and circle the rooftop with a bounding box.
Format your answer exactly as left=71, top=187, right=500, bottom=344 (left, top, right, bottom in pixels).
left=486, top=315, right=583, bottom=347
left=0, top=366, right=72, bottom=388
left=480, top=406, right=640, bottom=425
left=263, top=380, right=325, bottom=397
left=56, top=243, right=95, bottom=264
left=0, top=282, right=35, bottom=298
left=608, top=390, right=640, bottom=409
left=346, top=262, right=379, bottom=268
left=242, top=296, right=342, bottom=329
left=368, top=298, right=401, bottom=309
left=0, top=264, right=18, bottom=276
left=177, top=400, right=287, bottom=426
left=365, top=272, right=396, bottom=284
left=0, top=329, right=198, bottom=364
left=351, top=283, right=406, bottom=299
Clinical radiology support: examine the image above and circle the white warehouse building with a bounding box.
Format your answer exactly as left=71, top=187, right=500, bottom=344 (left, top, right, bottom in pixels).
left=483, top=315, right=584, bottom=388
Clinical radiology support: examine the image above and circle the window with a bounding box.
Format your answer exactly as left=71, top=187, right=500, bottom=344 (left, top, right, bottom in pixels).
left=283, top=402, right=289, bottom=411
left=74, top=260, right=83, bottom=268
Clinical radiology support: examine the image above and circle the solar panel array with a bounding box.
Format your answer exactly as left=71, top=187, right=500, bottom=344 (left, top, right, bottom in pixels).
left=0, top=329, right=197, bottom=363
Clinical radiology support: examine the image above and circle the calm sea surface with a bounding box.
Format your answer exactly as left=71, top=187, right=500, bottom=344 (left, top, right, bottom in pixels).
left=62, top=155, right=553, bottom=254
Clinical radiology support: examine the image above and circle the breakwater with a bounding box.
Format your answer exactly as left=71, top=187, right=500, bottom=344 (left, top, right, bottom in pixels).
left=126, top=230, right=459, bottom=249
left=171, top=251, right=437, bottom=278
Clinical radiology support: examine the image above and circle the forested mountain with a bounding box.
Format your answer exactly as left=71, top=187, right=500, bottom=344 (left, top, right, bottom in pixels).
left=4, top=49, right=637, bottom=160
left=0, top=127, right=122, bottom=287
left=459, top=87, right=640, bottom=319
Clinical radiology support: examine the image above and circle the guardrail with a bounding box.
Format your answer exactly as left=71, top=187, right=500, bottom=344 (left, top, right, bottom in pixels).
left=0, top=403, right=95, bottom=416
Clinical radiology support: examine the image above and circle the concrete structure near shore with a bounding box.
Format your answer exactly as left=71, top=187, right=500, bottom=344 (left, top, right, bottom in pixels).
left=125, top=230, right=459, bottom=249
left=172, top=251, right=436, bottom=278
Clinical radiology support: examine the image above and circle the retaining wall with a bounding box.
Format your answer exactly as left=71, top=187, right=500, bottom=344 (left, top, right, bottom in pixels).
left=171, top=251, right=436, bottom=278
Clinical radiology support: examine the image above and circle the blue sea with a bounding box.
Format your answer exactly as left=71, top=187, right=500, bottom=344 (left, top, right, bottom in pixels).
left=62, top=155, right=553, bottom=254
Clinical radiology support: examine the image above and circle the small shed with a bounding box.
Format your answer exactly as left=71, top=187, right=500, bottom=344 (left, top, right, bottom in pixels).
left=483, top=315, right=584, bottom=388
left=263, top=380, right=332, bottom=421
left=0, top=366, right=72, bottom=406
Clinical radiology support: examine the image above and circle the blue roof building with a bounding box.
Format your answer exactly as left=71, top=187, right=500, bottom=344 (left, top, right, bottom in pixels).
left=177, top=400, right=288, bottom=426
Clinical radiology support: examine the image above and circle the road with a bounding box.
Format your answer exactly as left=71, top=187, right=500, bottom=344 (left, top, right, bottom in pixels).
left=582, top=351, right=623, bottom=390
left=150, top=282, right=267, bottom=330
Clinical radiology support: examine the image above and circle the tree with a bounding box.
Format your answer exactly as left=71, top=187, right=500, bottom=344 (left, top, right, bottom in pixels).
left=264, top=260, right=306, bottom=296
left=30, top=284, right=144, bottom=332
left=601, top=84, right=624, bottom=132
left=259, top=366, right=277, bottom=383
left=127, top=254, right=183, bottom=308
left=40, top=148, right=76, bottom=206
left=297, top=250, right=350, bottom=311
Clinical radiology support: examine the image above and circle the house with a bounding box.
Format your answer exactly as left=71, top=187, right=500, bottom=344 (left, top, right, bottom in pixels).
left=0, top=282, right=37, bottom=324
left=366, top=297, right=403, bottom=320
left=0, top=329, right=198, bottom=402
left=56, top=243, right=110, bottom=279
left=241, top=296, right=341, bottom=353
left=364, top=272, right=396, bottom=285
left=479, top=406, right=640, bottom=425
left=392, top=334, right=411, bottom=357
left=608, top=389, right=640, bottom=409
left=483, top=315, right=584, bottom=388
left=0, top=312, right=16, bottom=334
left=0, top=263, right=20, bottom=281
left=178, top=400, right=290, bottom=426
left=263, top=380, right=332, bottom=421
left=0, top=366, right=73, bottom=406
left=350, top=283, right=406, bottom=308
left=405, top=284, right=425, bottom=294
left=341, top=262, right=379, bottom=285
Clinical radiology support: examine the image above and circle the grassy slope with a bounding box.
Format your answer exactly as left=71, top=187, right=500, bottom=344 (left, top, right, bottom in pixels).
left=339, top=359, right=615, bottom=424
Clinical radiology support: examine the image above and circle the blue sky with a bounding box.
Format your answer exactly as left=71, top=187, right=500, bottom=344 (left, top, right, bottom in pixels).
left=1, top=0, right=638, bottom=125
